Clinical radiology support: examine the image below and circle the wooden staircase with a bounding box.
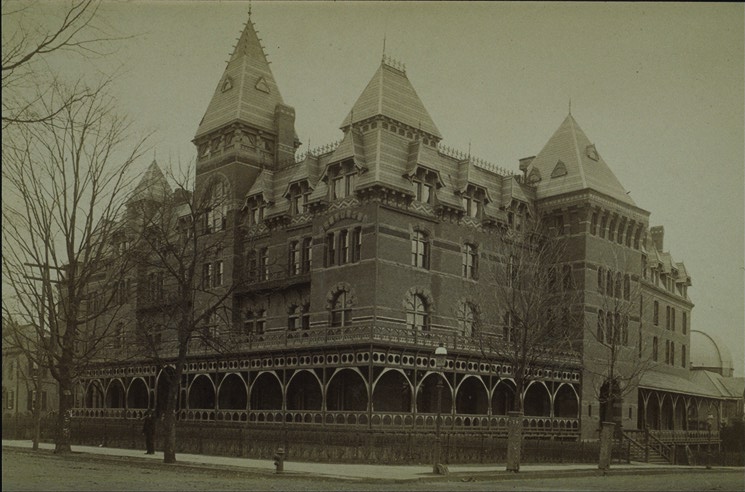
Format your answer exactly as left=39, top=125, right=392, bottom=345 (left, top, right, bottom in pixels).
left=622, top=430, right=673, bottom=465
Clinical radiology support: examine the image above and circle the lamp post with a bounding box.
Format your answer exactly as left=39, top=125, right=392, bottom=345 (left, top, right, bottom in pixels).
left=706, top=413, right=714, bottom=469
left=433, top=343, right=447, bottom=474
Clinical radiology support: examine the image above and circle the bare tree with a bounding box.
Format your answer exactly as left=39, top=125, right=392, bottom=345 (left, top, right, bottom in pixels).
left=1, top=0, right=120, bottom=129
left=2, top=83, right=149, bottom=453
left=124, top=164, right=243, bottom=463
left=583, top=250, right=658, bottom=467
left=475, top=207, right=582, bottom=470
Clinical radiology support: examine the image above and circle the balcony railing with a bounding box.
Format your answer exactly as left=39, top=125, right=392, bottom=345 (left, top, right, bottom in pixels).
left=102, top=324, right=579, bottom=369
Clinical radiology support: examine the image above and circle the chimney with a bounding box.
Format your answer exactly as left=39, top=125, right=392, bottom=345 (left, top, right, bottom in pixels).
left=650, top=226, right=664, bottom=252
left=519, top=156, right=535, bottom=179
left=274, top=103, right=298, bottom=165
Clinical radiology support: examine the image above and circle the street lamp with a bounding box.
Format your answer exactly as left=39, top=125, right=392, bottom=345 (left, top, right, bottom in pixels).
left=706, top=413, right=714, bottom=469
left=433, top=343, right=448, bottom=474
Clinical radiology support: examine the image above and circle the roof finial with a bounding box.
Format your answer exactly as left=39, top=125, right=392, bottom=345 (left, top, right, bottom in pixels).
left=468, top=140, right=472, bottom=159
left=568, top=98, right=572, bottom=115
left=153, top=148, right=157, bottom=163
left=382, top=34, right=386, bottom=61
left=248, top=0, right=252, bottom=19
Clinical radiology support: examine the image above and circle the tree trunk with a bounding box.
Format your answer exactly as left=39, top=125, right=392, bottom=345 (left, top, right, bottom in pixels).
left=163, top=408, right=177, bottom=463
left=32, top=387, right=42, bottom=451
left=54, top=381, right=72, bottom=453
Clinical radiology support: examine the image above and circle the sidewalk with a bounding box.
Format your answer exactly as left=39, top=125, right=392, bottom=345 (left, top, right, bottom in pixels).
left=0, top=439, right=724, bottom=481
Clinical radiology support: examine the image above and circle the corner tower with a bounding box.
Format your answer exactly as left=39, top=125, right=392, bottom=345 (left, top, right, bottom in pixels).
left=193, top=14, right=299, bottom=199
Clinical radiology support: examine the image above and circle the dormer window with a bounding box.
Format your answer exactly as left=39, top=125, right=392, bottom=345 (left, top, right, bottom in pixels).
left=287, top=181, right=310, bottom=215
left=411, top=168, right=437, bottom=204
left=461, top=185, right=486, bottom=219
left=246, top=197, right=265, bottom=226
left=330, top=161, right=357, bottom=200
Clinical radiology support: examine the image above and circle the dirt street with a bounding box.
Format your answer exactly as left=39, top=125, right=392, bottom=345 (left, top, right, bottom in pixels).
left=3, top=447, right=743, bottom=492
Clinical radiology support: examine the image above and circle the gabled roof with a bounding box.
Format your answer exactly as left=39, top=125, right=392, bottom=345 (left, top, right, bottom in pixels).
left=340, top=60, right=441, bottom=139
left=327, top=128, right=367, bottom=169
left=129, top=160, right=171, bottom=203
left=526, top=114, right=634, bottom=205
left=195, top=17, right=286, bottom=139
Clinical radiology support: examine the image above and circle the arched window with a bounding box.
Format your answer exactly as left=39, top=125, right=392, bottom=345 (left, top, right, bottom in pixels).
left=597, top=310, right=605, bottom=343
left=597, top=267, right=604, bottom=294
left=653, top=300, right=659, bottom=326
left=681, top=345, right=686, bottom=367
left=330, top=291, right=352, bottom=327
left=411, top=231, right=429, bottom=268
left=653, top=336, right=658, bottom=361
left=406, top=294, right=429, bottom=331
left=458, top=303, right=476, bottom=337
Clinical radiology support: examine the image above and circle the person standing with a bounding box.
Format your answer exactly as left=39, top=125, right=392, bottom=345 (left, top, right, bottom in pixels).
left=142, top=410, right=155, bottom=454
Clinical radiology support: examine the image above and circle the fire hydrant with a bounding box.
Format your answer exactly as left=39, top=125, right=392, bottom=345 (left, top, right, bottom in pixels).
left=273, top=447, right=285, bottom=473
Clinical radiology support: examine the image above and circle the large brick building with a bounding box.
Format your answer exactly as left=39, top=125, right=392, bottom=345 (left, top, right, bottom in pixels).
left=73, top=14, right=737, bottom=453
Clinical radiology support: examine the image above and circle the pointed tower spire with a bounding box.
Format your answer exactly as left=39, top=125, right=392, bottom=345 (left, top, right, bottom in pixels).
left=195, top=13, right=289, bottom=140
left=340, top=59, right=441, bottom=140
left=525, top=114, right=634, bottom=205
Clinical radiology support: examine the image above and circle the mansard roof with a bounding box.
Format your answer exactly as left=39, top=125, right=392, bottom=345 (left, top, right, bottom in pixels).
left=195, top=17, right=286, bottom=139
left=340, top=58, right=441, bottom=139
left=129, top=160, right=171, bottom=203
left=526, top=114, right=634, bottom=206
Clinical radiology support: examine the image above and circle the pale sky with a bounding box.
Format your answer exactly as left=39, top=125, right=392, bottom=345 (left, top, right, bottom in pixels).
left=11, top=1, right=745, bottom=375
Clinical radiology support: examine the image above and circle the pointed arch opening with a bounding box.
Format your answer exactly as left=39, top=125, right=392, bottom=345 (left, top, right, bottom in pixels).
left=188, top=375, right=216, bottom=410
left=250, top=372, right=282, bottom=410
left=372, top=370, right=411, bottom=412
left=523, top=382, right=551, bottom=417
left=554, top=384, right=579, bottom=418
left=127, top=378, right=149, bottom=409
left=286, top=371, right=322, bottom=411
left=416, top=373, right=452, bottom=413
left=327, top=369, right=367, bottom=411
left=106, top=380, right=126, bottom=409
left=218, top=373, right=247, bottom=410
left=455, top=377, right=488, bottom=415
left=492, top=379, right=516, bottom=415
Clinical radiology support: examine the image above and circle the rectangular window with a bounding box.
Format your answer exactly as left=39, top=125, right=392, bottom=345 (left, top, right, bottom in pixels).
left=351, top=227, right=362, bottom=263
left=338, top=230, right=349, bottom=265
left=671, top=308, right=676, bottom=332
left=463, top=244, right=477, bottom=279
left=247, top=251, right=257, bottom=281
left=203, top=263, right=212, bottom=289
left=653, top=337, right=658, bottom=361
left=653, top=301, right=659, bottom=326
left=345, top=173, right=356, bottom=197
left=215, top=261, right=224, bottom=286
left=333, top=176, right=344, bottom=200
left=326, top=233, right=336, bottom=266
left=411, top=232, right=429, bottom=268
left=591, top=213, right=598, bottom=235
left=665, top=340, right=670, bottom=364
left=289, top=241, right=301, bottom=275
left=302, top=238, right=312, bottom=273
left=666, top=306, right=670, bottom=330
left=259, top=248, right=269, bottom=280
left=670, top=342, right=675, bottom=365
left=682, top=312, right=687, bottom=334
left=682, top=345, right=687, bottom=367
